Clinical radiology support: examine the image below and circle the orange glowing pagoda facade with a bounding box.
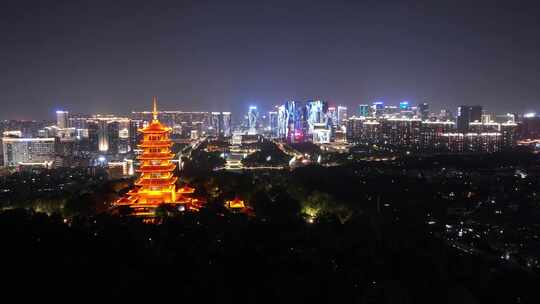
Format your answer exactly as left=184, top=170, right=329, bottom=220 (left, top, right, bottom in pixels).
left=115, top=97, right=201, bottom=217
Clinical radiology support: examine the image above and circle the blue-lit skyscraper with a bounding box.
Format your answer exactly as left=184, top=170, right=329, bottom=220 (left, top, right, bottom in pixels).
left=247, top=106, right=259, bottom=134
left=222, top=112, right=231, bottom=137
left=358, top=104, right=370, bottom=117
left=276, top=100, right=308, bottom=143
left=268, top=111, right=278, bottom=137
left=328, top=106, right=337, bottom=127
left=306, top=100, right=328, bottom=132
left=277, top=103, right=292, bottom=139
left=399, top=101, right=410, bottom=110
left=372, top=101, right=384, bottom=117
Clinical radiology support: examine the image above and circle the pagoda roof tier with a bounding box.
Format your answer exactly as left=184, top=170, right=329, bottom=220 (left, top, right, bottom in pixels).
left=140, top=122, right=170, bottom=133
left=137, top=153, right=175, bottom=160
left=127, top=188, right=141, bottom=195
left=137, top=164, right=176, bottom=172
left=138, top=142, right=173, bottom=148
left=135, top=177, right=178, bottom=186
left=115, top=196, right=139, bottom=205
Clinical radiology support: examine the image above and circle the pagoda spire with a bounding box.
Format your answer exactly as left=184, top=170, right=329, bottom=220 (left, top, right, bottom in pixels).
left=152, top=96, right=158, bottom=121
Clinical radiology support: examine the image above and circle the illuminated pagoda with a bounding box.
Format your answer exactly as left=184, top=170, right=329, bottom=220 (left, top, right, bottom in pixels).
left=115, top=97, right=201, bottom=217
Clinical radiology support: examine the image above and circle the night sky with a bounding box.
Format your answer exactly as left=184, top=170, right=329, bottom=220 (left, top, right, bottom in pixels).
left=2, top=0, right=540, bottom=120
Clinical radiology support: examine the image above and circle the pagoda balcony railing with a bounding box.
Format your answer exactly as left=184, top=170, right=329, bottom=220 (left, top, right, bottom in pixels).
left=139, top=173, right=173, bottom=179
left=136, top=177, right=177, bottom=186
left=138, top=141, right=172, bottom=148
left=137, top=153, right=175, bottom=160
left=138, top=139, right=172, bottom=143
left=137, top=164, right=176, bottom=172
left=138, top=186, right=175, bottom=194
left=137, top=176, right=176, bottom=182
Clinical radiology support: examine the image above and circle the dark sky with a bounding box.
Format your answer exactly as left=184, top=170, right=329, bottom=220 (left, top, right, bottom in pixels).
left=2, top=0, right=540, bottom=120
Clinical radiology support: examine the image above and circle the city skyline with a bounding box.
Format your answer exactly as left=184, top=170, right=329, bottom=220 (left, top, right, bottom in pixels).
left=3, top=1, right=540, bottom=301
left=3, top=99, right=536, bottom=123
left=3, top=0, right=540, bottom=119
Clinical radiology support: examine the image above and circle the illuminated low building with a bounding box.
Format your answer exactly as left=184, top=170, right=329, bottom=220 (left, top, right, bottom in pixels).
left=1, top=137, right=56, bottom=167
left=346, top=116, right=380, bottom=143
left=380, top=117, right=422, bottom=148
left=115, top=97, right=202, bottom=217
left=420, top=120, right=455, bottom=151
left=441, top=132, right=503, bottom=152
left=225, top=198, right=253, bottom=214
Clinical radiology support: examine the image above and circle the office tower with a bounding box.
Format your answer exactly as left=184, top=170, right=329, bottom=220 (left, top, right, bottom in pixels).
left=274, top=100, right=314, bottom=142
left=129, top=120, right=144, bottom=152
left=372, top=101, right=384, bottom=117
left=118, top=126, right=130, bottom=154
left=277, top=100, right=304, bottom=142
left=481, top=113, right=493, bottom=124
left=277, top=105, right=288, bottom=139
left=222, top=112, right=231, bottom=137
left=295, top=102, right=309, bottom=142
left=209, top=112, right=231, bottom=138
left=501, top=122, right=518, bottom=148
left=383, top=105, right=399, bottom=116
left=358, top=104, right=370, bottom=117
left=268, top=111, right=278, bottom=137
left=456, top=105, right=482, bottom=132
left=520, top=114, right=540, bottom=139
left=211, top=112, right=222, bottom=137
left=86, top=121, right=99, bottom=152
left=107, top=121, right=120, bottom=154
left=2, top=137, right=56, bottom=167
left=418, top=103, right=429, bottom=120
left=96, top=120, right=119, bottom=153
left=68, top=115, right=90, bottom=129
left=436, top=109, right=452, bottom=121
left=56, top=110, right=69, bottom=128
left=306, top=100, right=329, bottom=133
left=98, top=120, right=109, bottom=152
left=312, top=123, right=331, bottom=143
left=470, top=106, right=483, bottom=122
left=346, top=117, right=363, bottom=143
left=327, top=106, right=337, bottom=127
left=399, top=101, right=410, bottom=110
left=247, top=106, right=259, bottom=134
left=337, top=106, right=348, bottom=126
left=108, top=121, right=120, bottom=154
